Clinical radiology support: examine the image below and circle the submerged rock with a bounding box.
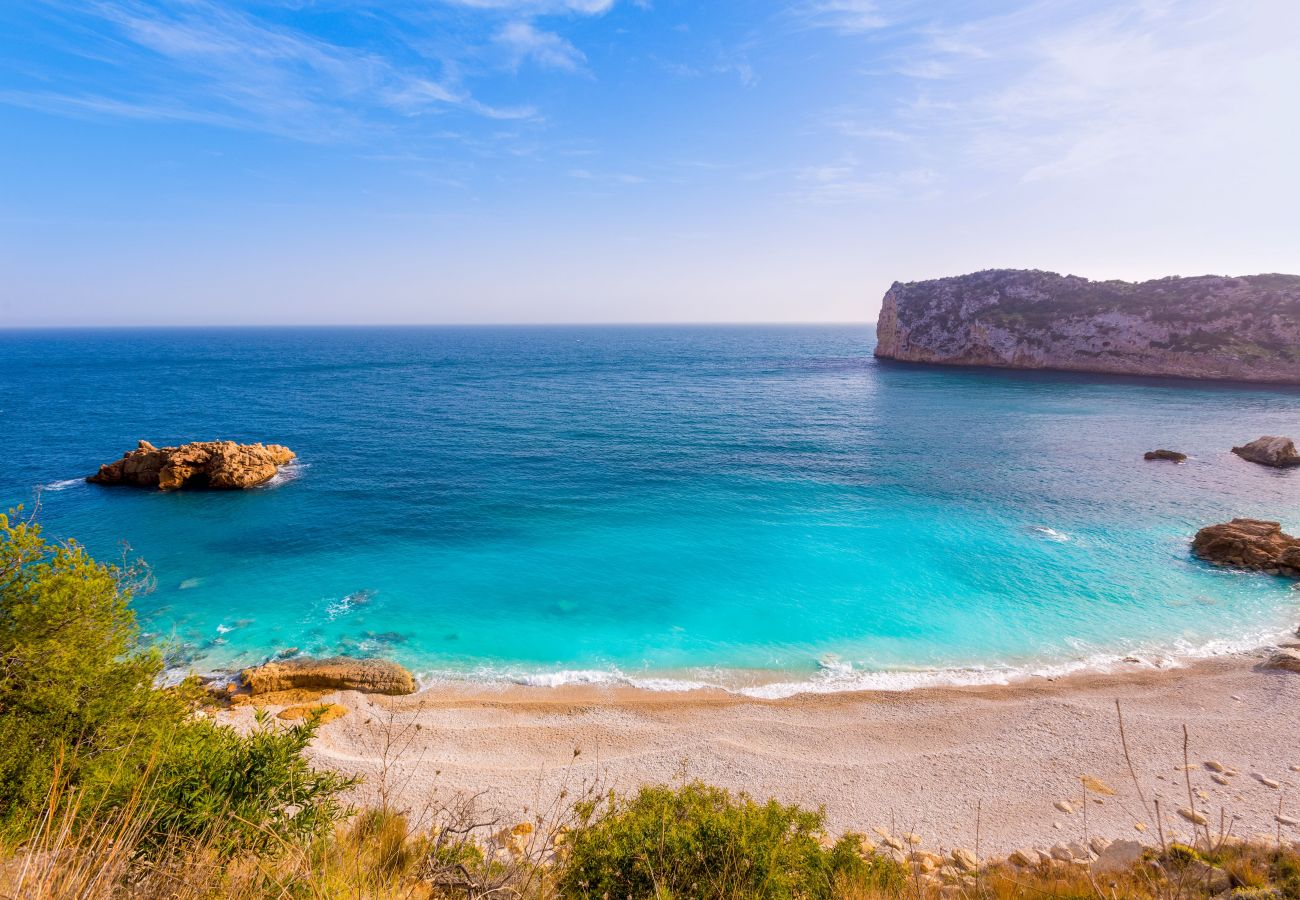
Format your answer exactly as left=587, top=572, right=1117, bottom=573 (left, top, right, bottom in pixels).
left=1232, top=436, right=1300, bottom=468
left=1144, top=449, right=1187, bottom=462
left=1191, top=518, right=1300, bottom=575
left=88, top=440, right=295, bottom=490
left=241, top=656, right=416, bottom=696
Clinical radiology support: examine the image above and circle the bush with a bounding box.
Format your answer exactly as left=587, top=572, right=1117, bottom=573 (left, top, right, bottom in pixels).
left=558, top=781, right=872, bottom=900
left=0, top=510, right=182, bottom=832
left=0, top=511, right=352, bottom=853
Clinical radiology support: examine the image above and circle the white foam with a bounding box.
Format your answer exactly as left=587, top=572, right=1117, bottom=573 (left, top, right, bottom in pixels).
left=1025, top=525, right=1071, bottom=542
left=40, top=478, right=85, bottom=492
left=258, top=461, right=308, bottom=490
left=408, top=625, right=1295, bottom=699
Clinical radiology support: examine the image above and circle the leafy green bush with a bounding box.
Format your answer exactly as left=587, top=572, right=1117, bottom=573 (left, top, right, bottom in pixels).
left=118, top=710, right=356, bottom=854
left=0, top=511, right=352, bottom=853
left=558, top=781, right=874, bottom=900
left=0, top=510, right=182, bottom=832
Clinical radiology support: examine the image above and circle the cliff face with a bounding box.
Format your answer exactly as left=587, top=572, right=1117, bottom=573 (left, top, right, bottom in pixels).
left=874, top=270, right=1300, bottom=382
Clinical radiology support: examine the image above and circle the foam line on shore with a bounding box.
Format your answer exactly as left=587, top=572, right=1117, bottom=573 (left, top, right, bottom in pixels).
left=404, top=624, right=1295, bottom=699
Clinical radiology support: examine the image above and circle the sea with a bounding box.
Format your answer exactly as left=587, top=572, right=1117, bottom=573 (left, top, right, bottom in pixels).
left=2, top=325, right=1298, bottom=696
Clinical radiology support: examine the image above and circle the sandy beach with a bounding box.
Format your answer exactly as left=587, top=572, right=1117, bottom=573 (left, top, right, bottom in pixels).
left=221, top=649, right=1300, bottom=856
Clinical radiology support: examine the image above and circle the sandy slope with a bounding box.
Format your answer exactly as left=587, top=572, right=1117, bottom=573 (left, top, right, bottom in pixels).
left=221, top=652, right=1300, bottom=855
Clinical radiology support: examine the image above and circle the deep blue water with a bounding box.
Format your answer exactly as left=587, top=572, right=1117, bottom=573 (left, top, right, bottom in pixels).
left=3, top=325, right=1299, bottom=694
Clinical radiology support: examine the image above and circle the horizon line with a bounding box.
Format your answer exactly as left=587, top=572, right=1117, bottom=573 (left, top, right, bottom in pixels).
left=0, top=320, right=878, bottom=331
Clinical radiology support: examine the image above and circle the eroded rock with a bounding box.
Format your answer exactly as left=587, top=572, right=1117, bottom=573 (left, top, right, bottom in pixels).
left=242, top=657, right=416, bottom=696
left=1144, top=449, right=1187, bottom=462
left=1263, top=649, right=1300, bottom=673
left=1191, top=519, right=1300, bottom=575
left=88, top=440, right=295, bottom=490
left=1232, top=436, right=1300, bottom=468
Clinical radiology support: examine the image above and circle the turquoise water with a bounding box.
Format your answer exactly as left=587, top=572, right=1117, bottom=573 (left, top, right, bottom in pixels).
left=3, top=325, right=1299, bottom=694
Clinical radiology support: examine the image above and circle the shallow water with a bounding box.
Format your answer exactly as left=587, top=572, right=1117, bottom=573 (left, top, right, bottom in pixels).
left=3, top=325, right=1299, bottom=694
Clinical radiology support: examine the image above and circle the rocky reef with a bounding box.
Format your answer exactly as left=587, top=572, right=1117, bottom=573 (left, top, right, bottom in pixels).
left=241, top=657, right=416, bottom=696
left=88, top=440, right=295, bottom=490
left=874, top=270, right=1300, bottom=382
left=1144, top=449, right=1186, bottom=463
left=1191, top=518, right=1300, bottom=575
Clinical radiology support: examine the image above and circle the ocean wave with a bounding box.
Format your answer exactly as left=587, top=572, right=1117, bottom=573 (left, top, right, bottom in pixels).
left=1024, top=525, right=1070, bottom=542
left=258, top=461, right=309, bottom=490
left=410, top=625, right=1294, bottom=699
left=40, top=477, right=86, bottom=492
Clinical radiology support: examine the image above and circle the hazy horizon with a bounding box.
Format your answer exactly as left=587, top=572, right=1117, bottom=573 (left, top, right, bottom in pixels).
left=3, top=0, right=1298, bottom=327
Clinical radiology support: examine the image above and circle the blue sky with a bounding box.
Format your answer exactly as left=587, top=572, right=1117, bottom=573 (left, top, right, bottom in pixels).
left=2, top=0, right=1298, bottom=325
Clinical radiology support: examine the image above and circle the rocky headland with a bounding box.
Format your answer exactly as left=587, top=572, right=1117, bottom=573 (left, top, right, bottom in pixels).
left=874, top=270, right=1300, bottom=382
left=88, top=439, right=295, bottom=490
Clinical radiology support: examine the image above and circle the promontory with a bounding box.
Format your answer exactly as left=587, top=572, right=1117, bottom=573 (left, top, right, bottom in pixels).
left=874, top=270, right=1300, bottom=382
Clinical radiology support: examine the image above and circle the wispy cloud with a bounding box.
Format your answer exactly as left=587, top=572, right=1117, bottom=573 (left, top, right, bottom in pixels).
left=809, top=0, right=1300, bottom=197
left=495, top=20, right=587, bottom=72
left=797, top=0, right=887, bottom=34
left=2, top=0, right=611, bottom=142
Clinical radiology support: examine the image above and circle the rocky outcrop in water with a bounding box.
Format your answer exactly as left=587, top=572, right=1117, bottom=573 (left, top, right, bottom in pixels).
left=241, top=657, right=416, bottom=695
left=1191, top=518, right=1300, bottom=575
left=1232, top=436, right=1300, bottom=468
left=874, top=270, right=1300, bottom=382
left=1144, top=450, right=1186, bottom=463
left=88, top=440, right=295, bottom=490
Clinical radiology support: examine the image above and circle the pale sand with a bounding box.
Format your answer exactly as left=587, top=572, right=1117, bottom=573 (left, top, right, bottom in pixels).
left=221, top=651, right=1300, bottom=854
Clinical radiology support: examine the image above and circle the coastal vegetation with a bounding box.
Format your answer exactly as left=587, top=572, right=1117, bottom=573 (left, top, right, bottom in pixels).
left=4, top=510, right=1300, bottom=898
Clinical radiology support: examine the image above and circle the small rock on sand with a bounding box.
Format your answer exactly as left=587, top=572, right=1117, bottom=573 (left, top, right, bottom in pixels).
left=1204, top=760, right=1226, bottom=773
left=951, top=848, right=978, bottom=871
left=1264, top=649, right=1300, bottom=673
left=1091, top=840, right=1145, bottom=874
left=1054, top=800, right=1074, bottom=814
left=1255, top=774, right=1281, bottom=788
left=1008, top=849, right=1037, bottom=867
left=1277, top=815, right=1299, bottom=827
left=1178, top=807, right=1209, bottom=826
left=1212, top=773, right=1230, bottom=785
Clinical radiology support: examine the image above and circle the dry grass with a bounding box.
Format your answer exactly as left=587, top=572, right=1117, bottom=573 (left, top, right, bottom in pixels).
left=5, top=705, right=1300, bottom=899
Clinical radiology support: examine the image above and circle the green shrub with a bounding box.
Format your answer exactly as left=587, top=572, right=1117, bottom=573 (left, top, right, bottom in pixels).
left=0, top=510, right=183, bottom=832
left=117, top=710, right=356, bottom=854
left=0, top=511, right=352, bottom=853
left=558, top=781, right=869, bottom=900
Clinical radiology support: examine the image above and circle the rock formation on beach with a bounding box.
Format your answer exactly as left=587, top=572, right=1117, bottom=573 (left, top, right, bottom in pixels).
left=1231, top=436, right=1300, bottom=467
left=241, top=657, right=416, bottom=696
left=88, top=440, right=295, bottom=490
left=1191, top=518, right=1300, bottom=575
left=874, top=270, right=1300, bottom=382
left=1144, top=449, right=1186, bottom=463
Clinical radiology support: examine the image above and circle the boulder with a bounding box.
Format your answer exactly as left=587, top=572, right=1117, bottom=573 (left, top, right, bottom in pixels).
left=1144, top=449, right=1187, bottom=462
left=1191, top=519, right=1300, bottom=575
left=1232, top=436, right=1300, bottom=467
left=88, top=440, right=295, bottom=490
left=1262, top=649, right=1300, bottom=673
left=1090, top=839, right=1146, bottom=875
left=242, top=657, right=416, bottom=696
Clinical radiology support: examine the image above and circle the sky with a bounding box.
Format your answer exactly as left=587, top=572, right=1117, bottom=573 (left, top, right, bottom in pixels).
left=1, top=0, right=1298, bottom=326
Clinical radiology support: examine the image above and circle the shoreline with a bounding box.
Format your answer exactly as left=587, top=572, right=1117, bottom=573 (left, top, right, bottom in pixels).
left=221, top=649, right=1300, bottom=855
left=190, top=616, right=1300, bottom=698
